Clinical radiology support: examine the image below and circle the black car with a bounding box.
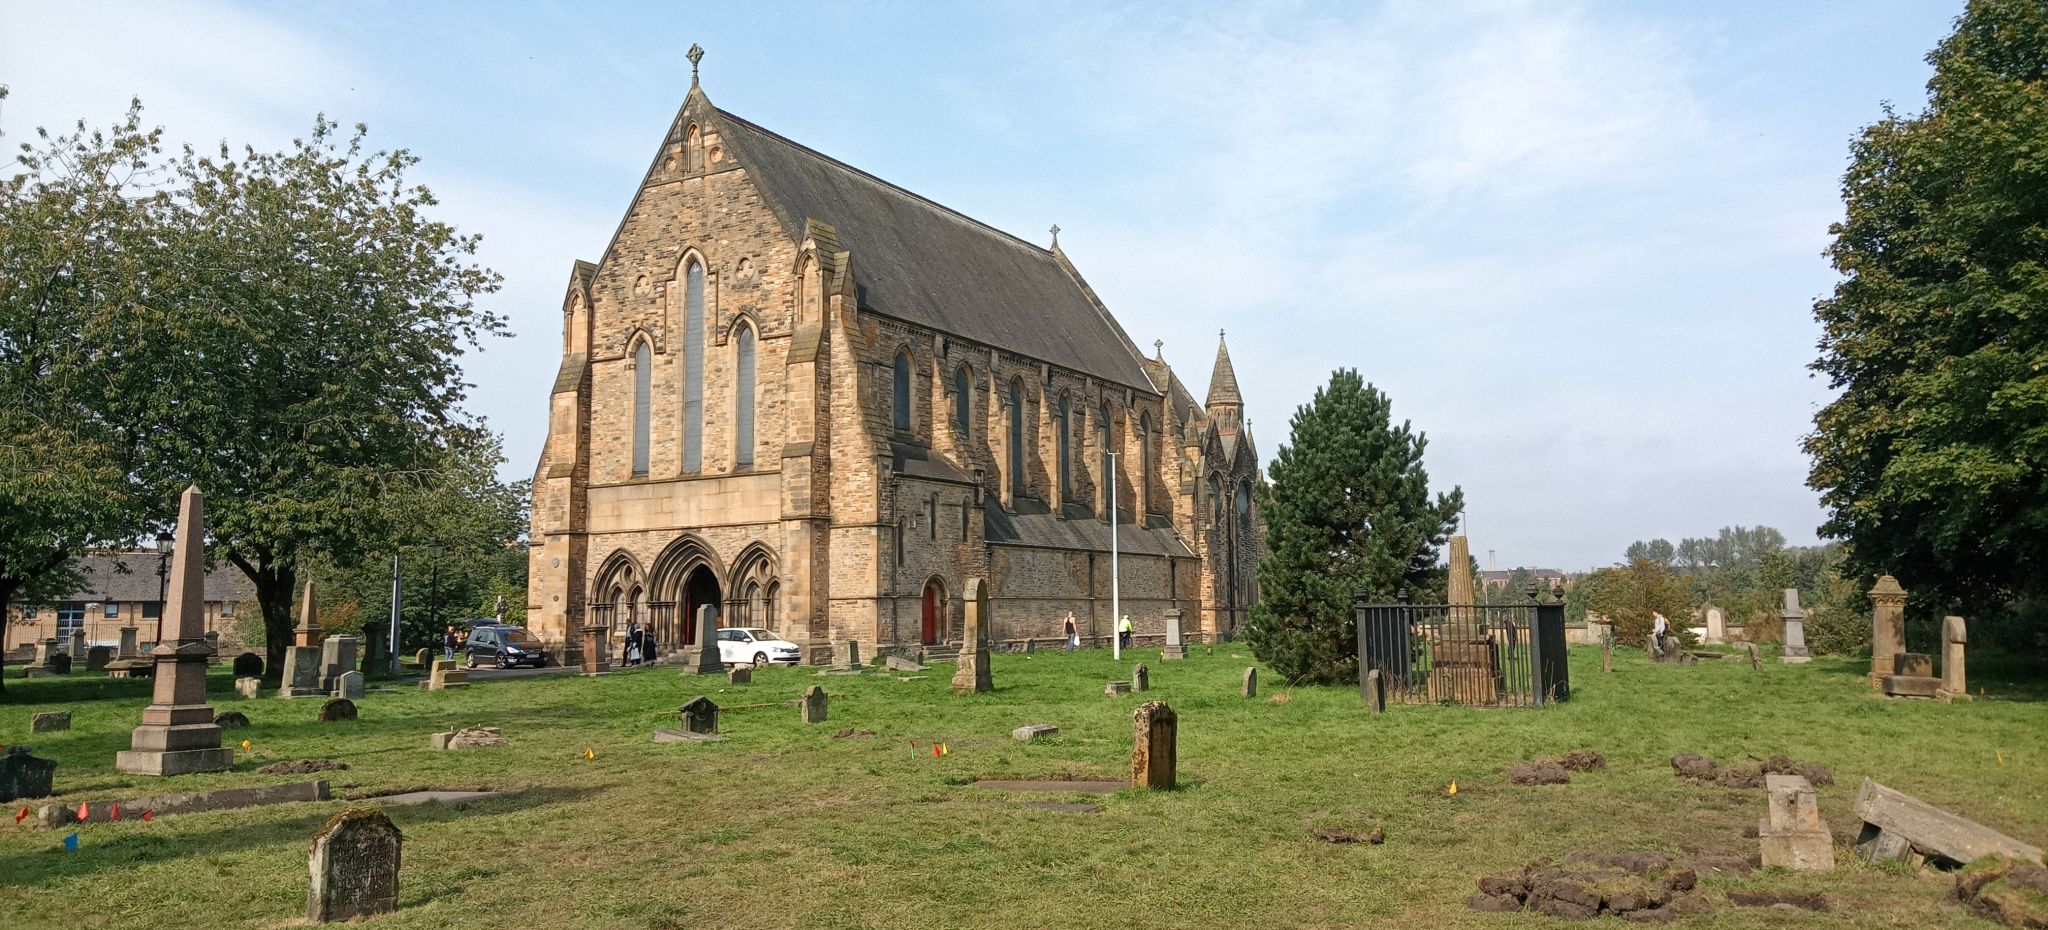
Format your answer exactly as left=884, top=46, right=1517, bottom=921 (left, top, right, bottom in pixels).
left=465, top=624, right=548, bottom=669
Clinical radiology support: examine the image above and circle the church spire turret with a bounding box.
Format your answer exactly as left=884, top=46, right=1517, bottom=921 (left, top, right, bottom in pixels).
left=1206, top=328, right=1242, bottom=408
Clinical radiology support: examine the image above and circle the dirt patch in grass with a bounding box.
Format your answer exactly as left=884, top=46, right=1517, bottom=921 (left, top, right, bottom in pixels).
left=1671, top=753, right=1833, bottom=789
left=1314, top=825, right=1385, bottom=845
left=1470, top=852, right=1707, bottom=921
left=1728, top=890, right=1830, bottom=911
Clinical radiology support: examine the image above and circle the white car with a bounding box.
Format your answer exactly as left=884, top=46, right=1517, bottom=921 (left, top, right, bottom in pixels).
left=715, top=628, right=803, bottom=666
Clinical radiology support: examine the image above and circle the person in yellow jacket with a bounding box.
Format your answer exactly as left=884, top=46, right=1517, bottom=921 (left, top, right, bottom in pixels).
left=1117, top=614, right=1133, bottom=650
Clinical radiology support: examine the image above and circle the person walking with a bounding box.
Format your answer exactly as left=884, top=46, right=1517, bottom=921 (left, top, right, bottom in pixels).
left=1117, top=613, right=1133, bottom=650
left=1063, top=611, right=1079, bottom=652
left=442, top=625, right=459, bottom=661
left=626, top=621, right=644, bottom=667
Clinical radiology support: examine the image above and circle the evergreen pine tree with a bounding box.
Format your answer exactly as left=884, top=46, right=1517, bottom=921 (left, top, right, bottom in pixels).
left=1245, top=369, right=1462, bottom=684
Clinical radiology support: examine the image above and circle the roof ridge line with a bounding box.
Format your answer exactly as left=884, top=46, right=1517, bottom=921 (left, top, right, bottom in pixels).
left=715, top=107, right=1056, bottom=259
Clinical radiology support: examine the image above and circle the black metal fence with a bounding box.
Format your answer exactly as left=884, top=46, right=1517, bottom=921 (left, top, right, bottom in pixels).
left=1355, top=601, right=1570, bottom=708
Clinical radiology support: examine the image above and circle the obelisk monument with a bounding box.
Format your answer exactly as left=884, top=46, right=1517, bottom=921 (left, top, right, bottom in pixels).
left=116, top=486, right=234, bottom=775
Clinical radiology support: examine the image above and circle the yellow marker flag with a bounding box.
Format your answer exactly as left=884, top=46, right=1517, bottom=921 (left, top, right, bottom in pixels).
left=1997, top=751, right=2005, bottom=767
left=1447, top=780, right=1459, bottom=796
left=584, top=747, right=595, bottom=761
left=940, top=742, right=950, bottom=757
left=240, top=739, right=252, bottom=752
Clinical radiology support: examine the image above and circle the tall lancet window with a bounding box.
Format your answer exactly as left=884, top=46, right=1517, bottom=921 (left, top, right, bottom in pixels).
left=1008, top=379, right=1026, bottom=498
left=631, top=341, right=652, bottom=477
left=1056, top=392, right=1072, bottom=501
left=682, top=258, right=706, bottom=473
left=734, top=322, right=756, bottom=467
left=893, top=351, right=912, bottom=431
left=953, top=366, right=972, bottom=434
left=1139, top=413, right=1153, bottom=515
left=1097, top=404, right=1111, bottom=519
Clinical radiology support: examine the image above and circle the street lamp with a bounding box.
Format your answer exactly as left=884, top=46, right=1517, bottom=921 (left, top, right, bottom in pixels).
left=153, top=531, right=173, bottom=645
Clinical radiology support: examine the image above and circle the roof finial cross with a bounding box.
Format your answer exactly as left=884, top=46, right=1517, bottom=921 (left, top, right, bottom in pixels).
left=1219, top=328, right=1226, bottom=340
left=688, top=44, right=705, bottom=86
left=1049, top=224, right=1060, bottom=247
left=1153, top=338, right=1164, bottom=360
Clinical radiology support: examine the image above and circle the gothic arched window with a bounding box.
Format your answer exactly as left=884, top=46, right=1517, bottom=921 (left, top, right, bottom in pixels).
left=682, top=258, right=706, bottom=473
left=1097, top=404, right=1112, bottom=519
left=734, top=321, right=756, bottom=468
left=1008, top=379, right=1026, bottom=498
left=892, top=350, right=912, bottom=432
left=953, top=366, right=972, bottom=435
left=1139, top=412, right=1153, bottom=515
left=631, top=340, right=652, bottom=477
left=764, top=581, right=780, bottom=632
left=1056, top=392, right=1072, bottom=501
left=1209, top=474, right=1224, bottom=526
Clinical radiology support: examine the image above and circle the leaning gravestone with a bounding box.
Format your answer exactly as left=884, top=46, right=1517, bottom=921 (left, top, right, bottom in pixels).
left=801, top=686, right=828, bottom=724
left=1132, top=701, right=1177, bottom=790
left=30, top=711, right=70, bottom=732
left=1242, top=666, right=1257, bottom=699
left=1132, top=663, right=1150, bottom=692
left=727, top=665, right=752, bottom=686
left=233, top=652, right=264, bottom=678
left=0, top=745, right=57, bottom=803
left=951, top=578, right=994, bottom=694
left=307, top=808, right=402, bottom=923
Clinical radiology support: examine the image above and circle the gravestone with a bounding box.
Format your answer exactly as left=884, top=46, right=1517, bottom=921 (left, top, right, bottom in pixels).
left=1940, top=616, right=1968, bottom=701
left=214, top=711, right=250, bottom=729
left=1131, top=700, right=1177, bottom=790
left=885, top=655, right=928, bottom=672
left=680, top=696, right=719, bottom=735
left=1779, top=589, right=1811, bottom=664
left=21, top=638, right=60, bottom=677
left=1104, top=681, right=1132, bottom=696
left=0, top=746, right=57, bottom=803
left=1161, top=609, right=1187, bottom=661
left=1868, top=575, right=1907, bottom=688
left=413, top=648, right=432, bottom=669
left=430, top=727, right=506, bottom=750
left=801, top=686, right=828, bottom=724
left=279, top=646, right=324, bottom=698
left=294, top=579, right=322, bottom=647
left=1759, top=774, right=1834, bottom=871
left=1431, top=535, right=1500, bottom=702
left=116, top=486, right=234, bottom=776
left=579, top=623, right=611, bottom=676
left=233, top=652, right=264, bottom=678
left=1853, top=777, right=2043, bottom=866
left=1012, top=724, right=1058, bottom=741
left=67, top=629, right=86, bottom=658
left=105, top=626, right=149, bottom=678
left=680, top=606, right=723, bottom=676
left=1364, top=669, right=1387, bottom=715
left=1704, top=606, right=1726, bottom=645
left=1132, top=663, right=1150, bottom=692
left=318, top=698, right=358, bottom=722
left=86, top=645, right=113, bottom=671
left=47, top=653, right=72, bottom=675
left=424, top=659, right=468, bottom=691
left=835, top=640, right=862, bottom=671
left=117, top=626, right=139, bottom=659
left=236, top=677, right=262, bottom=699
left=334, top=671, right=366, bottom=700
left=307, top=808, right=402, bottom=923
left=727, top=665, right=752, bottom=685
left=951, top=578, right=993, bottom=693
left=1242, top=666, right=1257, bottom=699
left=205, top=631, right=221, bottom=665
left=1883, top=653, right=1942, bottom=699
left=31, top=711, right=70, bottom=732
left=318, top=636, right=359, bottom=694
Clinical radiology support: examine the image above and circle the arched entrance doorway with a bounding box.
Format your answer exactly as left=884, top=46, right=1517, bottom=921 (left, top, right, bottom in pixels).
left=921, top=579, right=945, bottom=645
left=682, top=565, right=721, bottom=646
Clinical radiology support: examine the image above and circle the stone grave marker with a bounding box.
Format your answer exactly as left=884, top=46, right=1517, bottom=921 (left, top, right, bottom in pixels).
left=214, top=711, right=250, bottom=729
left=1779, top=589, right=1811, bottom=664
left=1758, top=774, right=1834, bottom=871
left=424, top=659, right=468, bottom=691
left=334, top=670, right=366, bottom=700
left=1132, top=663, right=1150, bottom=692
left=951, top=578, right=993, bottom=693
left=67, top=629, right=86, bottom=659
left=885, top=655, right=928, bottom=672
left=680, top=696, right=719, bottom=735
left=1940, top=616, right=1968, bottom=701
left=317, top=698, right=358, bottom=722
left=116, top=486, right=234, bottom=776
left=318, top=636, right=359, bottom=694
left=0, top=746, right=57, bottom=803
left=1853, top=777, right=2042, bottom=866
left=835, top=640, right=862, bottom=671
left=86, top=645, right=113, bottom=671
left=47, top=652, right=72, bottom=675
left=294, top=579, right=323, bottom=647
left=307, top=808, right=402, bottom=923
left=414, top=648, right=433, bottom=669
left=116, top=626, right=139, bottom=659
left=1132, top=701, right=1177, bottom=790
left=680, top=606, right=723, bottom=675
left=579, top=623, right=610, bottom=676
left=1161, top=609, right=1187, bottom=660
left=801, top=685, right=828, bottom=724
left=1104, top=681, right=1132, bottom=696
left=430, top=727, right=506, bottom=750
left=727, top=665, right=752, bottom=685
left=21, top=638, right=60, bottom=677
left=1242, top=666, right=1257, bottom=699
left=1704, top=606, right=1726, bottom=645
left=1868, top=575, right=1907, bottom=688
left=1883, top=653, right=1942, bottom=699
left=236, top=676, right=263, bottom=699
left=105, top=626, right=149, bottom=678
left=30, top=711, right=70, bottom=732
left=232, top=652, right=264, bottom=678
left=1364, top=669, right=1387, bottom=715
left=205, top=631, right=222, bottom=664
left=1012, top=724, right=1058, bottom=741
left=279, top=645, right=324, bottom=698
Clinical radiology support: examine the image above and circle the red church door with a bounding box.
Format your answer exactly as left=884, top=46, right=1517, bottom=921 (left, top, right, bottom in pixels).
left=921, top=582, right=941, bottom=645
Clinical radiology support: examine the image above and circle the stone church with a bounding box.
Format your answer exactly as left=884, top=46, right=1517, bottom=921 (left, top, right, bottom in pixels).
left=526, top=60, right=1262, bottom=661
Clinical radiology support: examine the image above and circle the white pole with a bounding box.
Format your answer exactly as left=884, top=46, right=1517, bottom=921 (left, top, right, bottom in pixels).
left=1109, top=451, right=1120, bottom=661
left=388, top=551, right=403, bottom=675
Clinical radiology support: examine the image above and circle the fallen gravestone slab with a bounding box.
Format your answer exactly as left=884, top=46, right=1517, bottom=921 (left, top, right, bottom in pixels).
left=308, top=807, right=402, bottom=923
left=886, top=655, right=928, bottom=672
left=259, top=759, right=349, bottom=775
left=429, top=727, right=506, bottom=750
left=1012, top=724, right=1059, bottom=741
left=1021, top=801, right=1101, bottom=814
left=29, top=711, right=70, bottom=732
left=214, top=711, right=252, bottom=729
left=1104, top=681, right=1132, bottom=696
left=652, top=727, right=725, bottom=744
left=973, top=779, right=1125, bottom=794
left=377, top=789, right=501, bottom=807
left=1855, top=778, right=2044, bottom=868
left=43, top=780, right=331, bottom=826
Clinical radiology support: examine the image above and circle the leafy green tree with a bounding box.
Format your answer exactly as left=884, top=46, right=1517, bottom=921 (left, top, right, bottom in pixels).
left=1587, top=558, right=1693, bottom=646
left=1245, top=370, right=1462, bottom=685
left=1624, top=539, right=1675, bottom=565
left=1807, top=0, right=2048, bottom=619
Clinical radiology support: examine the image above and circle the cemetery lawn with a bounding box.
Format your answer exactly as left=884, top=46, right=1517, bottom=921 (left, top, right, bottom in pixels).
left=3, top=648, right=2045, bottom=930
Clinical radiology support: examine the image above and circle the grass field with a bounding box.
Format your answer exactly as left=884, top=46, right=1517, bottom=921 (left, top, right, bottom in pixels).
left=2, top=646, right=2043, bottom=929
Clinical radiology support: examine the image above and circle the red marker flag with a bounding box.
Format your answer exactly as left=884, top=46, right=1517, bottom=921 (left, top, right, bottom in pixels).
left=110, top=803, right=120, bottom=822
left=141, top=810, right=155, bottom=822
left=75, top=802, right=88, bottom=822
left=932, top=744, right=942, bottom=758
left=14, top=807, right=28, bottom=824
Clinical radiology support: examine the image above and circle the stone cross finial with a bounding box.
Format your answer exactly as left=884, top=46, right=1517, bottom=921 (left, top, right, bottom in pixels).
left=1153, top=339, right=1164, bottom=360
left=688, top=44, right=705, bottom=84
left=1048, top=224, right=1060, bottom=247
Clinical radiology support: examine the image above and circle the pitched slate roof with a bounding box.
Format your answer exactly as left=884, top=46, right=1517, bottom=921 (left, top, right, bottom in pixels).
left=713, top=109, right=1158, bottom=393
left=62, top=552, right=257, bottom=603
left=982, top=501, right=1194, bottom=558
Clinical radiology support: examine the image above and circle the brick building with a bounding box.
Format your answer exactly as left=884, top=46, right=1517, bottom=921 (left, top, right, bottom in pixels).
left=527, top=64, right=1262, bottom=659
left=5, top=550, right=255, bottom=655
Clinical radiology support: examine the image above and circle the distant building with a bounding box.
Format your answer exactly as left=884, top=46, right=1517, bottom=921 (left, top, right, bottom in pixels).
left=5, top=550, right=256, bottom=652
left=1480, top=568, right=1570, bottom=593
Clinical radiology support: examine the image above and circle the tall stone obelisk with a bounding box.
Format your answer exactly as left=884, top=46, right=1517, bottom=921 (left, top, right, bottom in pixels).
left=117, top=486, right=234, bottom=775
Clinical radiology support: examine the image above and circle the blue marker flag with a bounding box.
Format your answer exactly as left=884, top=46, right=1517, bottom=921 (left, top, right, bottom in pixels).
left=63, top=832, right=78, bottom=851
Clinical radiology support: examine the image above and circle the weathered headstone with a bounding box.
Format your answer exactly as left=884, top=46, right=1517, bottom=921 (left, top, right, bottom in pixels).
left=1758, top=774, right=1835, bottom=871
left=800, top=685, right=828, bottom=724
left=0, top=746, right=57, bottom=803
left=307, top=808, right=402, bottom=923
left=205, top=631, right=221, bottom=665
left=1161, top=608, right=1187, bottom=661
left=233, top=652, right=264, bottom=678
left=318, top=698, right=358, bottom=722
left=117, top=625, right=139, bottom=659
left=1104, top=681, right=1132, bottom=696
left=31, top=711, right=70, bottom=732
left=430, top=727, right=506, bottom=750
left=1132, top=700, right=1177, bottom=790
left=885, top=655, right=928, bottom=672
left=104, top=626, right=148, bottom=678
left=334, top=670, right=366, bottom=700
left=1132, top=663, right=1150, bottom=692
left=1704, top=606, right=1726, bottom=645
left=236, top=676, right=263, bottom=699
left=1364, top=669, right=1387, bottom=715
left=86, top=645, right=113, bottom=671
left=1779, top=589, right=1811, bottom=664
left=1242, top=666, right=1257, bottom=699
left=1884, top=652, right=1942, bottom=699
left=47, top=652, right=72, bottom=675
left=834, top=640, right=862, bottom=671
left=413, top=648, right=433, bottom=669
left=318, top=635, right=359, bottom=694
left=116, top=486, right=235, bottom=776
left=1940, top=616, right=1968, bottom=701
left=21, top=637, right=60, bottom=677
left=67, top=629, right=86, bottom=658
left=727, top=665, right=752, bottom=685
left=1012, top=724, right=1058, bottom=741
left=1868, top=575, right=1907, bottom=688
left=951, top=578, right=993, bottom=694
left=294, top=579, right=322, bottom=647
left=680, top=606, right=723, bottom=675
left=680, top=696, right=719, bottom=735
left=1853, top=777, right=2043, bottom=867
left=424, top=659, right=468, bottom=691
left=279, top=645, right=324, bottom=698
left=579, top=623, right=611, bottom=675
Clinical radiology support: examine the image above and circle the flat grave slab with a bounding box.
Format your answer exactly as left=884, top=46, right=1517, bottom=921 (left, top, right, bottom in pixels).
left=973, top=778, right=1124, bottom=794
left=378, top=790, right=502, bottom=807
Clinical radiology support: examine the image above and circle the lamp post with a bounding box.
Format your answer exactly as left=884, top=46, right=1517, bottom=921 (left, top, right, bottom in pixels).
left=153, top=531, right=173, bottom=645
left=429, top=541, right=442, bottom=635
left=1108, top=451, right=1121, bottom=661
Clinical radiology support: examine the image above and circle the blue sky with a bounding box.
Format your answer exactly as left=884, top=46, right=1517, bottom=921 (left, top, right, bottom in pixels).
left=1, top=0, right=1963, bottom=570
